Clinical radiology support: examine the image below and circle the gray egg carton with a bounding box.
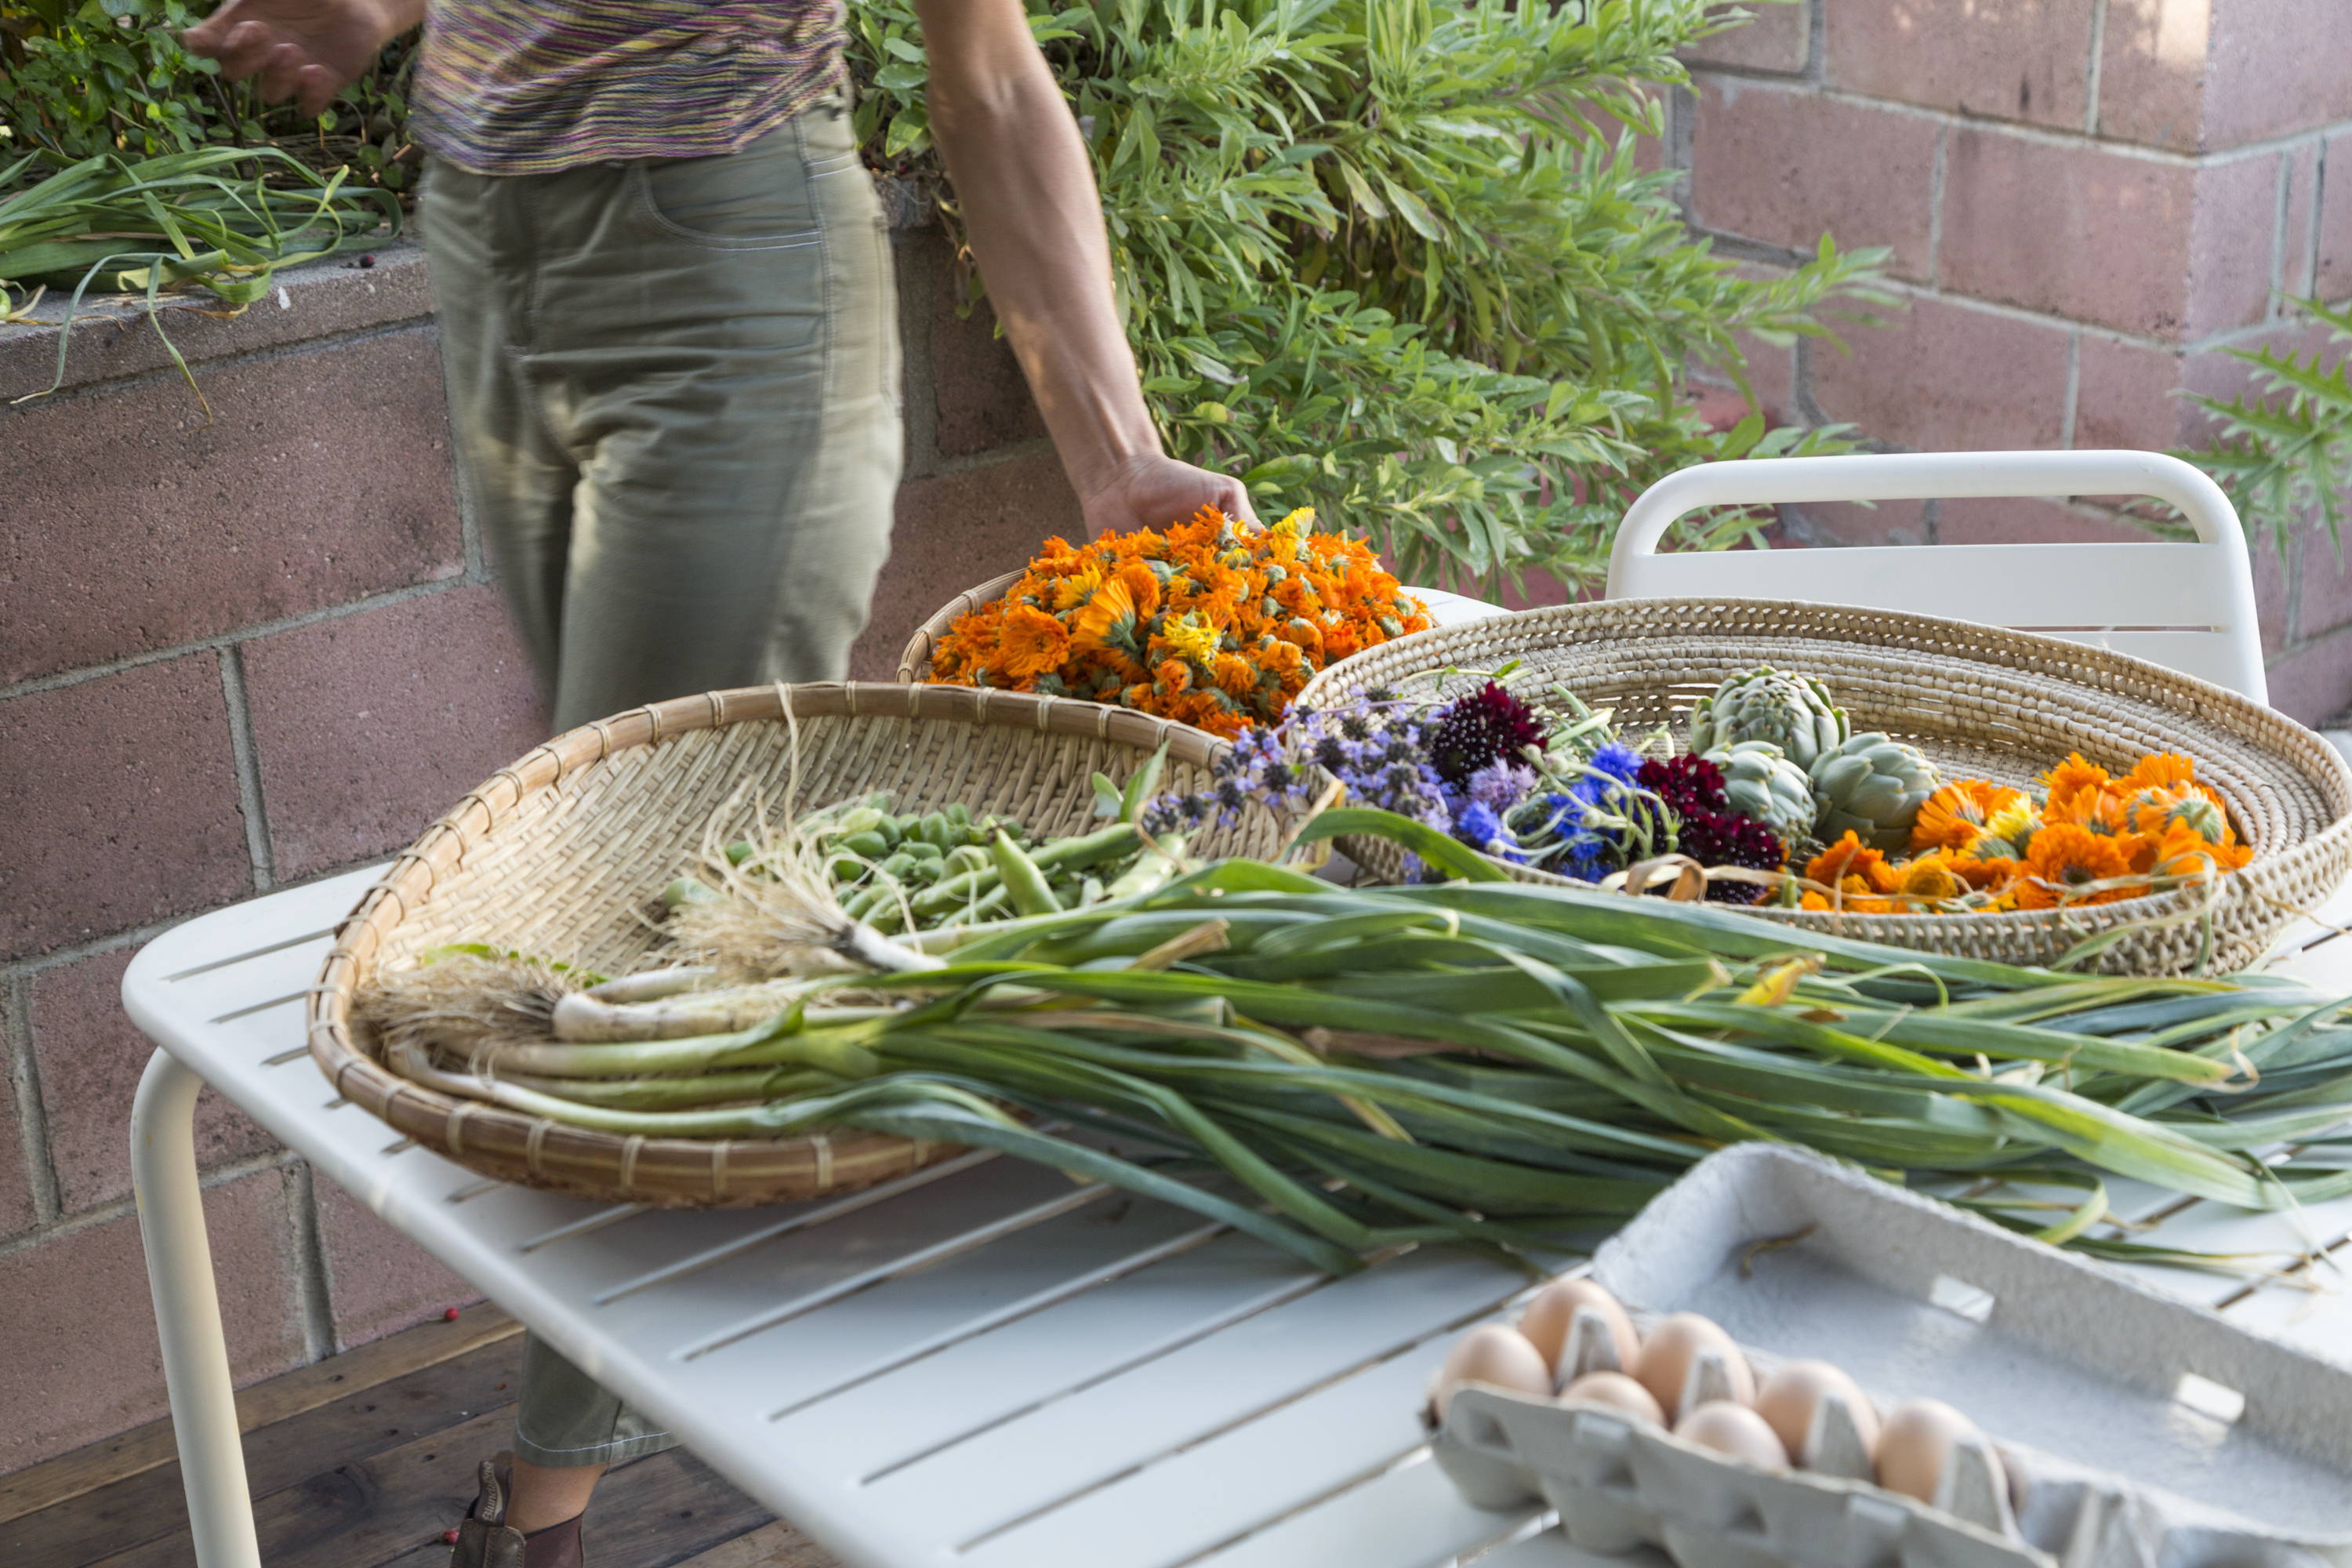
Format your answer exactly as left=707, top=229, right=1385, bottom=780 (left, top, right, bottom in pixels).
left=1429, top=1144, right=2352, bottom=1568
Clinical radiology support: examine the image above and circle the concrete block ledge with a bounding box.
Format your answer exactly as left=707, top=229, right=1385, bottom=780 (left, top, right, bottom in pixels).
left=0, top=240, right=435, bottom=405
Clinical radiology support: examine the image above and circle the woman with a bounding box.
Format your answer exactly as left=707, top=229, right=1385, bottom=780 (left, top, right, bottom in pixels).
left=186, top=0, right=1256, bottom=1559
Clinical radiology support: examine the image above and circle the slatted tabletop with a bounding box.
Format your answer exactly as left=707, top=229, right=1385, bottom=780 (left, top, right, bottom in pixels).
left=122, top=867, right=2352, bottom=1568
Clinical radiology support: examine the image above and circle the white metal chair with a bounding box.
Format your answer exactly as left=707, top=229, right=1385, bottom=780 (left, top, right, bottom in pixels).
left=1605, top=449, right=2268, bottom=706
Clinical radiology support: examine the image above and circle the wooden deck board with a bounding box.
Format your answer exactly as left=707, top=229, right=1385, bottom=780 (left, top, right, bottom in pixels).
left=5, top=1308, right=833, bottom=1568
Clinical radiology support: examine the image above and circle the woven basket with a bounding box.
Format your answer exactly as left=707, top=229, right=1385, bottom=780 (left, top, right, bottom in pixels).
left=307, top=682, right=1284, bottom=1207
left=896, top=571, right=1023, bottom=682
left=1298, top=598, right=2352, bottom=976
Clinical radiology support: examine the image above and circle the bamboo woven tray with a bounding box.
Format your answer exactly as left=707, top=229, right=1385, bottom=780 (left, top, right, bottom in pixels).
left=307, top=682, right=1282, bottom=1207
left=1299, top=597, right=2352, bottom=975
left=896, top=571, right=1023, bottom=681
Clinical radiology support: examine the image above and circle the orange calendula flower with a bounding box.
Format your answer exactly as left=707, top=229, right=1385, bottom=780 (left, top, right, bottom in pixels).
left=996, top=604, right=1070, bottom=683
left=2041, top=753, right=2111, bottom=809
left=1953, top=854, right=2021, bottom=894
left=1893, top=853, right=1964, bottom=902
left=924, top=506, right=1425, bottom=731
left=1112, top=561, right=1163, bottom=621
left=2012, top=822, right=2136, bottom=909
left=2152, top=822, right=2252, bottom=877
left=1911, top=780, right=2028, bottom=853
left=1049, top=563, right=1105, bottom=612
left=1806, top=833, right=1896, bottom=895
left=2123, top=753, right=2198, bottom=792
left=1069, top=578, right=1138, bottom=654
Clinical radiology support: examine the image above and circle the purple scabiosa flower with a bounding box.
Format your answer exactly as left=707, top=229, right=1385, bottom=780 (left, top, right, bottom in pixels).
left=1463, top=758, right=1537, bottom=811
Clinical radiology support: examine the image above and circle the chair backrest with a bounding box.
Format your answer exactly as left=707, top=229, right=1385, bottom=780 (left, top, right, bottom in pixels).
left=1605, top=450, right=2268, bottom=705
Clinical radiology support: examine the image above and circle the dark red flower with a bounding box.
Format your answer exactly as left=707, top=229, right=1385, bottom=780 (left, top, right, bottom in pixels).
left=1428, top=681, right=1546, bottom=783
left=1676, top=809, right=1786, bottom=904
left=1637, top=753, right=1730, bottom=817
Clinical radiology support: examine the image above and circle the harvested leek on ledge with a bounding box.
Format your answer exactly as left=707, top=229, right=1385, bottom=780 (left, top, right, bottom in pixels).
left=363, top=814, right=2352, bottom=1278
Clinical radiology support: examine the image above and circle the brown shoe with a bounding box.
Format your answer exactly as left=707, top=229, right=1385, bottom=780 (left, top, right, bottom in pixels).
left=450, top=1457, right=584, bottom=1568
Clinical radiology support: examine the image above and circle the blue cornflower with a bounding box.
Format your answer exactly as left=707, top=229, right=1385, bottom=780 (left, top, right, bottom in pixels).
left=1590, top=741, right=1646, bottom=784
left=1452, top=800, right=1505, bottom=851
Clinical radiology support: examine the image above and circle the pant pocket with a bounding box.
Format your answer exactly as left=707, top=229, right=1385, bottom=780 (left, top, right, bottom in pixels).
left=632, top=125, right=822, bottom=247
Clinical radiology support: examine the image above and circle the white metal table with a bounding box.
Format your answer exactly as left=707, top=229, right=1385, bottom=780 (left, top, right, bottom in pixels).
left=122, top=866, right=2352, bottom=1568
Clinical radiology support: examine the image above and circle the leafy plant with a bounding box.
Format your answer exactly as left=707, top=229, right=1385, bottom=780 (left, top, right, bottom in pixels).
left=848, top=0, right=1890, bottom=591
left=0, top=0, right=418, bottom=192
left=2183, top=297, right=2352, bottom=561
left=0, top=144, right=399, bottom=405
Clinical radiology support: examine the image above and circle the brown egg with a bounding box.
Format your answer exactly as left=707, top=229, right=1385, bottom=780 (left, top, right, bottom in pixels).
left=1519, top=1278, right=1641, bottom=1378
left=1877, top=1399, right=2003, bottom=1508
left=1428, top=1323, right=1553, bottom=1421
left=1755, top=1360, right=1882, bottom=1467
left=1675, top=1399, right=1791, bottom=1470
left=1559, top=1370, right=1667, bottom=1426
left=1631, top=1312, right=1756, bottom=1420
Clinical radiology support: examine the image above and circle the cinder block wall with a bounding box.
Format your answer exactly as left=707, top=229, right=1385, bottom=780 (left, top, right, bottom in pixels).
left=0, top=212, right=1083, bottom=1475
left=1673, top=0, right=2352, bottom=721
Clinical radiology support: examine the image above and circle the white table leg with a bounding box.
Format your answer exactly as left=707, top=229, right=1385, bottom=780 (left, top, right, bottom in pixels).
left=132, top=1048, right=263, bottom=1568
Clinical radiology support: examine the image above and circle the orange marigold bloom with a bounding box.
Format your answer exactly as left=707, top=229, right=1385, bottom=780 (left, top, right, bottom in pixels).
left=2012, top=822, right=2137, bottom=909
left=2151, top=823, right=2252, bottom=878
left=2042, top=753, right=2111, bottom=809
left=1112, top=561, right=1163, bottom=621
left=1911, top=779, right=2028, bottom=853
left=996, top=604, right=1071, bottom=682
left=924, top=507, right=1425, bottom=731
left=1953, top=854, right=2021, bottom=893
left=1806, top=833, right=1896, bottom=895
left=1069, top=578, right=1137, bottom=653
left=2123, top=753, right=2199, bottom=792
left=1893, top=852, right=1965, bottom=902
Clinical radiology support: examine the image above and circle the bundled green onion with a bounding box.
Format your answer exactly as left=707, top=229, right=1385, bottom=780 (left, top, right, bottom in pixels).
left=365, top=816, right=2352, bottom=1279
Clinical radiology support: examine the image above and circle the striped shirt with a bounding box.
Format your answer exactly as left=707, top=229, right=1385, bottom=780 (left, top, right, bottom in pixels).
left=412, top=0, right=844, bottom=176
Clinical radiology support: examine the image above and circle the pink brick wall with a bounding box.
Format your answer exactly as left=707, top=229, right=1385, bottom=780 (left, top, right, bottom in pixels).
left=0, top=216, right=1080, bottom=1475
left=1676, top=0, right=2352, bottom=724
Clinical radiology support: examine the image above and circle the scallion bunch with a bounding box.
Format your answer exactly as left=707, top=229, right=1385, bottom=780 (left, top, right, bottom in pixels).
left=366, top=817, right=2352, bottom=1279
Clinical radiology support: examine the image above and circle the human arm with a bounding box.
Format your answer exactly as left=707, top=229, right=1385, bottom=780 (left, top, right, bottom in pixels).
left=911, top=0, right=1257, bottom=537
left=182, top=0, right=423, bottom=120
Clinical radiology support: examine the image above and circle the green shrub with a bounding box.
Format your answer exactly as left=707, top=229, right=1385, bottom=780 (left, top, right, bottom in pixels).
left=0, top=0, right=416, bottom=191
left=2181, top=297, right=2352, bottom=561
left=848, top=0, right=1889, bottom=590
left=5, top=0, right=1887, bottom=595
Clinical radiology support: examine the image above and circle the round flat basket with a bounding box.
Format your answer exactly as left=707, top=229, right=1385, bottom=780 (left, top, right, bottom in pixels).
left=1299, top=598, right=2352, bottom=976
left=896, top=571, right=1022, bottom=682
left=308, top=682, right=1280, bottom=1207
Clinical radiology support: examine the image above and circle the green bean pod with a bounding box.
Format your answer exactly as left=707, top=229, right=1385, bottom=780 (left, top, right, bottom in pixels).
left=992, top=829, right=1062, bottom=916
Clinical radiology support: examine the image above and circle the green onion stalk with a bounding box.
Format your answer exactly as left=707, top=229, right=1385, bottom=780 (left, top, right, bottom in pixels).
left=371, top=820, right=2352, bottom=1279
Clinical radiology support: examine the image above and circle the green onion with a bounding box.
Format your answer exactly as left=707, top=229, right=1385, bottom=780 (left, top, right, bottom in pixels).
left=379, top=826, right=2352, bottom=1276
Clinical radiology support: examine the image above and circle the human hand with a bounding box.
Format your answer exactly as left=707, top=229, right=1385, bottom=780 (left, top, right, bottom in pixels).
left=183, top=0, right=409, bottom=119
left=1079, top=452, right=1261, bottom=540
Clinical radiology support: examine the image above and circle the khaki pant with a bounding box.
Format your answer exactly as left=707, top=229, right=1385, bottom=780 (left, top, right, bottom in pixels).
left=421, top=88, right=902, bottom=1465
left=422, top=86, right=902, bottom=733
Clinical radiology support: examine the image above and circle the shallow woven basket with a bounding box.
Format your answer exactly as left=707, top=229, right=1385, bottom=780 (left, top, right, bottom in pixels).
left=1299, top=598, right=2352, bottom=976
left=308, top=682, right=1283, bottom=1208
left=896, top=571, right=1024, bottom=681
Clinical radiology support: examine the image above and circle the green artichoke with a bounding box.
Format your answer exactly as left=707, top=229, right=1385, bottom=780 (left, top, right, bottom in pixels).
left=1809, top=732, right=1940, bottom=851
left=1705, top=740, right=1817, bottom=848
left=1688, top=667, right=1849, bottom=771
